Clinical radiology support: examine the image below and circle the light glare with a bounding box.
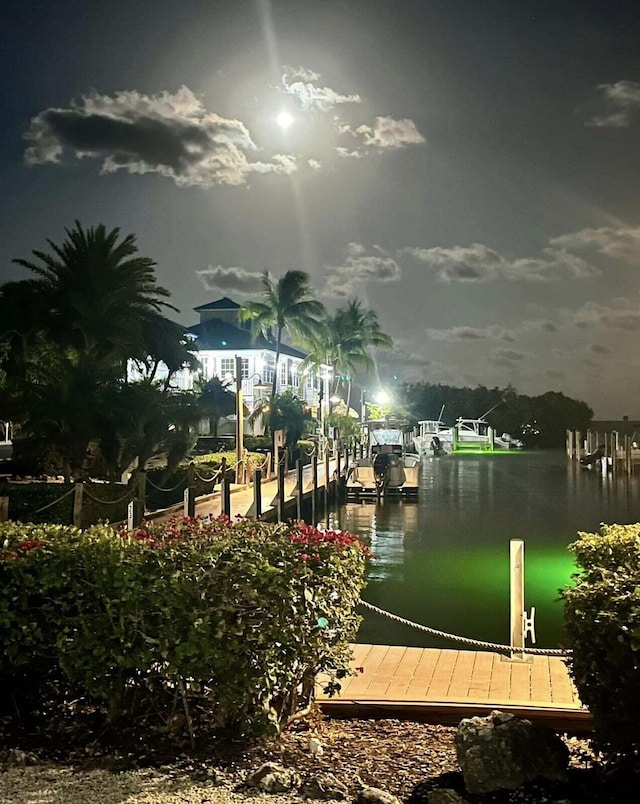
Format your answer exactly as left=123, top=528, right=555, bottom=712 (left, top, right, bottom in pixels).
left=277, top=111, right=294, bottom=130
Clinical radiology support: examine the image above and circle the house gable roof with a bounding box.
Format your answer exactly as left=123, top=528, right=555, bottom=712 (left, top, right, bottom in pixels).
left=193, top=297, right=241, bottom=313
left=187, top=319, right=307, bottom=359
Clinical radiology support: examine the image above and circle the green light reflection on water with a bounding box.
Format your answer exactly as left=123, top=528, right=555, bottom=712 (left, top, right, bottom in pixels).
left=337, top=450, right=640, bottom=650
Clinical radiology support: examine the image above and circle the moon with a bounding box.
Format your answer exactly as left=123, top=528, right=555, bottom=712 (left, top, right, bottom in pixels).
left=276, top=111, right=294, bottom=130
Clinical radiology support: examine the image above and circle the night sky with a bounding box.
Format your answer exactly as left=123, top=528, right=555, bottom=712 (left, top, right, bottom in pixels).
left=2, top=0, right=640, bottom=417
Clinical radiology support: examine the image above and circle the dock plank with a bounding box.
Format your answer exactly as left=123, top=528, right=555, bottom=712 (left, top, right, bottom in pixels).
left=317, top=644, right=591, bottom=731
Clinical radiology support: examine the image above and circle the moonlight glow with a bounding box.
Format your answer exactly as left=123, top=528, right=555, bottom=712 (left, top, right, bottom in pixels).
left=276, top=111, right=294, bottom=130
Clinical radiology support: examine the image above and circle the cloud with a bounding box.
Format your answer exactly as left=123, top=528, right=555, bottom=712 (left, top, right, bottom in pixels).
left=573, top=301, right=640, bottom=331
left=585, top=80, right=640, bottom=127
left=196, top=266, right=264, bottom=295
left=404, top=242, right=598, bottom=283
left=25, top=86, right=297, bottom=187
left=282, top=65, right=321, bottom=82
left=588, top=343, right=612, bottom=355
left=550, top=225, right=640, bottom=262
left=490, top=348, right=526, bottom=363
left=546, top=370, right=565, bottom=379
left=426, top=325, right=515, bottom=342
left=355, top=117, right=426, bottom=148
left=307, top=158, right=322, bottom=171
left=280, top=67, right=361, bottom=111
left=323, top=242, right=401, bottom=297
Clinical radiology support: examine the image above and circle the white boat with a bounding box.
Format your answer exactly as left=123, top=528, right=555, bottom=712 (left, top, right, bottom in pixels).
left=453, top=418, right=523, bottom=450
left=346, top=419, right=420, bottom=499
left=413, top=419, right=453, bottom=457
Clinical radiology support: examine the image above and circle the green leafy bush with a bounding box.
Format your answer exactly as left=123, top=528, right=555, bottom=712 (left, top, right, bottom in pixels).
left=563, top=523, right=640, bottom=760
left=0, top=481, right=74, bottom=525
left=0, top=516, right=368, bottom=738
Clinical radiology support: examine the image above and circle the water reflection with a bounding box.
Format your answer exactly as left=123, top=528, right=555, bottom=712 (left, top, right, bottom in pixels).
left=333, top=451, right=640, bottom=649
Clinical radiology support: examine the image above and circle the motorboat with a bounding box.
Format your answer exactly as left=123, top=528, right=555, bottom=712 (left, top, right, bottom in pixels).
left=346, top=419, right=420, bottom=499
left=453, top=418, right=523, bottom=451
left=413, top=419, right=453, bottom=457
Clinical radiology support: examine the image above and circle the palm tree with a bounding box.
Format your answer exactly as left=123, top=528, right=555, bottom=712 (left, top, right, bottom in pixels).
left=238, top=271, right=325, bottom=398
left=300, top=300, right=393, bottom=410
left=3, top=222, right=187, bottom=478
left=11, top=221, right=177, bottom=376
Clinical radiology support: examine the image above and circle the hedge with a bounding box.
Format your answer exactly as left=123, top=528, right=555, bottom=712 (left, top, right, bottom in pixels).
left=0, top=516, right=369, bottom=738
left=563, top=523, right=640, bottom=760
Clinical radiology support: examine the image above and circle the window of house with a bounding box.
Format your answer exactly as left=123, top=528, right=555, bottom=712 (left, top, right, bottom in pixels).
left=220, top=357, right=235, bottom=378
left=264, top=356, right=275, bottom=384
left=279, top=360, right=287, bottom=387
left=241, top=358, right=249, bottom=379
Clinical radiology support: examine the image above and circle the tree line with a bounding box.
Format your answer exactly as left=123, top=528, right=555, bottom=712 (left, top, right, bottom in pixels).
left=403, top=382, right=593, bottom=448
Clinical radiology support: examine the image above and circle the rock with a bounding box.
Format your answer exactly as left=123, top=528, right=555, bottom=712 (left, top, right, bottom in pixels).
left=357, top=785, right=402, bottom=804
left=428, top=790, right=467, bottom=804
left=455, top=710, right=569, bottom=794
left=246, top=761, right=300, bottom=793
left=300, top=771, right=348, bottom=800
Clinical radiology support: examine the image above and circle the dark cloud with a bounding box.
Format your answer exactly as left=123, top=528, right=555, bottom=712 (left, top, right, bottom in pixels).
left=323, top=243, right=401, bottom=297
left=588, top=343, right=612, bottom=355
left=426, top=325, right=515, bottom=342
left=25, top=86, right=297, bottom=187
left=196, top=265, right=264, bottom=295
left=404, top=242, right=598, bottom=283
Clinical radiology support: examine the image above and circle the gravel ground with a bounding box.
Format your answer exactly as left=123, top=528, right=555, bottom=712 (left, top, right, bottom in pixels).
left=0, top=716, right=601, bottom=804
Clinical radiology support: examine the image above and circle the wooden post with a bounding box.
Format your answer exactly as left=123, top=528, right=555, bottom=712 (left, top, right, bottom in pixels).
left=510, top=539, right=525, bottom=661
left=324, top=448, right=330, bottom=509
left=296, top=458, right=304, bottom=521
left=253, top=468, right=262, bottom=519
left=0, top=496, right=8, bottom=522
left=183, top=486, right=196, bottom=517
left=73, top=482, right=84, bottom=527
left=221, top=475, right=231, bottom=517
left=277, top=448, right=286, bottom=522
left=137, top=471, right=147, bottom=513
left=127, top=498, right=144, bottom=530
left=566, top=429, right=573, bottom=459
left=336, top=449, right=342, bottom=480
left=344, top=446, right=350, bottom=474
left=625, top=434, right=632, bottom=475
left=311, top=455, right=318, bottom=525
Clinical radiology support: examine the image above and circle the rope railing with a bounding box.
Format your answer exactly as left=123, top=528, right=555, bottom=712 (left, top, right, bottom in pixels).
left=21, top=486, right=76, bottom=517
left=191, top=467, right=222, bottom=484
left=146, top=475, right=189, bottom=494
left=358, top=599, right=572, bottom=658
left=82, top=484, right=136, bottom=505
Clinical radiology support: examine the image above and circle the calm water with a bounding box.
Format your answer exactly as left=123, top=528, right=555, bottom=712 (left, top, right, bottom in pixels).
left=331, top=450, right=640, bottom=649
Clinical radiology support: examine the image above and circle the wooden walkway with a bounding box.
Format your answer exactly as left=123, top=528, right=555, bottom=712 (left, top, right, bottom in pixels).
left=317, top=643, right=591, bottom=731
left=150, top=456, right=339, bottom=523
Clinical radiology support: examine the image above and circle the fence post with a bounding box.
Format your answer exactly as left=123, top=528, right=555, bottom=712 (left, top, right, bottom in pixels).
left=127, top=498, right=144, bottom=530
left=0, top=496, right=8, bottom=522
left=311, top=455, right=318, bottom=525
left=296, top=458, right=304, bottom=521
left=509, top=539, right=525, bottom=661
left=253, top=467, right=262, bottom=519
left=137, top=471, right=147, bottom=513
left=73, top=482, right=84, bottom=527
left=277, top=448, right=286, bottom=522
left=221, top=473, right=231, bottom=517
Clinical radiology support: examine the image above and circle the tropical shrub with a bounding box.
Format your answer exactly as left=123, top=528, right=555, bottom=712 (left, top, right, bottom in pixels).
left=563, top=523, right=640, bottom=760
left=0, top=516, right=368, bottom=738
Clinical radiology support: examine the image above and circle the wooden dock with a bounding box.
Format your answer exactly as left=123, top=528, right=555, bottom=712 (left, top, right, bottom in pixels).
left=317, top=643, right=591, bottom=732
left=149, top=455, right=340, bottom=523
